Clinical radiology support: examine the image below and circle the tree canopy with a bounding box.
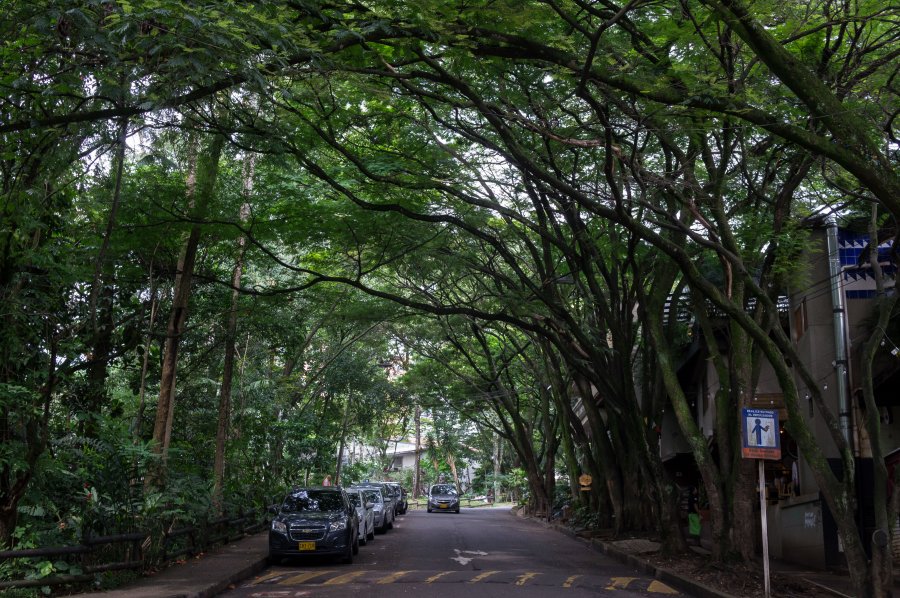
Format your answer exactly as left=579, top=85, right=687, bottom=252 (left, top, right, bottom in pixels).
left=1, top=0, right=898, bottom=594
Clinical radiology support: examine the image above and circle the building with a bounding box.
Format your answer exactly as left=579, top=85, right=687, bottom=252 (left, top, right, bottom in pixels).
left=663, top=219, right=899, bottom=569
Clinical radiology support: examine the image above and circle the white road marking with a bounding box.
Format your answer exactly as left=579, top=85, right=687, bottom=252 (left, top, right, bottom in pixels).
left=451, top=548, right=488, bottom=564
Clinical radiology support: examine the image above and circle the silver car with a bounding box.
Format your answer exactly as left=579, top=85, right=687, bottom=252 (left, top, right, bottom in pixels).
left=427, top=483, right=461, bottom=513
left=352, top=485, right=393, bottom=533
left=345, top=487, right=375, bottom=545
left=366, top=482, right=398, bottom=521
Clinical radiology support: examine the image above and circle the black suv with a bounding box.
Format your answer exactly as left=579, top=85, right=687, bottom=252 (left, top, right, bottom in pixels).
left=268, top=486, right=359, bottom=564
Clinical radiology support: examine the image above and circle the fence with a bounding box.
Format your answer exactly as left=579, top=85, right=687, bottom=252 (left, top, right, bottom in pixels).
left=0, top=508, right=268, bottom=591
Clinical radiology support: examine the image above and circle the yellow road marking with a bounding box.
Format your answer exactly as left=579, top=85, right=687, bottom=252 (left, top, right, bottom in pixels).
left=376, top=571, right=412, bottom=584
left=469, top=570, right=500, bottom=583
left=562, top=574, right=581, bottom=588
left=648, top=580, right=680, bottom=594
left=425, top=571, right=454, bottom=583
left=606, top=576, right=637, bottom=590
left=515, top=572, right=540, bottom=586
left=279, top=570, right=336, bottom=585
left=253, top=570, right=287, bottom=584
left=322, top=571, right=367, bottom=585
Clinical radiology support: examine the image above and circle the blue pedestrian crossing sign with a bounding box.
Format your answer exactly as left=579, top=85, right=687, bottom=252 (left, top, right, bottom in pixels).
left=741, top=408, right=781, bottom=460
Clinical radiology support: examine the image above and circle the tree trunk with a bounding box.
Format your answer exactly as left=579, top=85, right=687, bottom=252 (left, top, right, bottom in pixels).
left=334, top=392, right=352, bottom=485
left=859, top=206, right=898, bottom=597
left=574, top=374, right=625, bottom=534
left=84, top=116, right=127, bottom=439
left=149, top=133, right=224, bottom=487
left=493, top=432, right=501, bottom=503
left=213, top=156, right=254, bottom=513
left=644, top=303, right=729, bottom=560
left=132, top=272, right=158, bottom=441
left=0, top=339, right=56, bottom=548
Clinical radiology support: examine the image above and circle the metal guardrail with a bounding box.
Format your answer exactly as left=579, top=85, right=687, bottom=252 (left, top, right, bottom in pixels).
left=0, top=508, right=269, bottom=591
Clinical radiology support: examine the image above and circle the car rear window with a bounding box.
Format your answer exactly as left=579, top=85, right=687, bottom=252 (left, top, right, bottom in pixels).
left=281, top=490, right=344, bottom=513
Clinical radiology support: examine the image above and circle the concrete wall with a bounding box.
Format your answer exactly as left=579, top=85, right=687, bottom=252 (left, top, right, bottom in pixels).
left=772, top=495, right=827, bottom=569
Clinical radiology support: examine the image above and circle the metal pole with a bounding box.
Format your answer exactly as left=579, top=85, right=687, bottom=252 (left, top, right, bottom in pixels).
left=758, top=460, right=771, bottom=598
left=825, top=219, right=852, bottom=447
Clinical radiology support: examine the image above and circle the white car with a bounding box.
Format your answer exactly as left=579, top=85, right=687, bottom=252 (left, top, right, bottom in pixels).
left=345, top=487, right=375, bottom=544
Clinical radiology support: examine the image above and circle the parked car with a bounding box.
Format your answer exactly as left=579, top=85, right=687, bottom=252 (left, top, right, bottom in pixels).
left=351, top=485, right=392, bottom=533
left=427, top=483, right=460, bottom=513
left=387, top=482, right=408, bottom=514
left=345, top=486, right=375, bottom=545
left=357, top=482, right=396, bottom=527
left=268, top=486, right=359, bottom=564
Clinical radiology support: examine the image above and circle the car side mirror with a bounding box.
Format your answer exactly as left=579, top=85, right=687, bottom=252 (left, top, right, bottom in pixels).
left=365, top=502, right=374, bottom=509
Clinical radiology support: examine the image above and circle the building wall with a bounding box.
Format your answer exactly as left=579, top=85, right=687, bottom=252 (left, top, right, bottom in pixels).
left=773, top=496, right=827, bottom=569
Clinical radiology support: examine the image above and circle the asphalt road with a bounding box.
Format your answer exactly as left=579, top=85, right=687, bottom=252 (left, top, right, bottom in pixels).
left=222, top=507, right=690, bottom=597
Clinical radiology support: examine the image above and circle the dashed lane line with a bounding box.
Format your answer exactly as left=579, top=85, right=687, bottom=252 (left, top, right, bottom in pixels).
left=321, top=570, right=367, bottom=585
left=647, top=580, right=681, bottom=594
left=279, top=570, right=336, bottom=585
left=607, top=576, right=638, bottom=590
left=252, top=570, right=288, bottom=584
left=424, top=571, right=455, bottom=583
left=251, top=569, right=680, bottom=593
left=376, top=570, right=412, bottom=584
left=468, top=570, right=500, bottom=583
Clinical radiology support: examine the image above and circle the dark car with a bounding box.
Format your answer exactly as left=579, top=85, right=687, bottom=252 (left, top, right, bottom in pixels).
left=268, top=486, right=359, bottom=564
left=427, top=483, right=460, bottom=513
left=387, top=482, right=408, bottom=514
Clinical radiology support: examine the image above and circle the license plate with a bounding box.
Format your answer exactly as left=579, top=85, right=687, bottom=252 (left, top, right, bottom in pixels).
left=440, top=504, right=448, bottom=509
left=298, top=541, right=315, bottom=551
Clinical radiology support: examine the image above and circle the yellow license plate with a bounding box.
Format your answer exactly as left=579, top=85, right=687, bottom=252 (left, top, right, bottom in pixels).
left=440, top=504, right=448, bottom=509
left=298, top=541, right=315, bottom=551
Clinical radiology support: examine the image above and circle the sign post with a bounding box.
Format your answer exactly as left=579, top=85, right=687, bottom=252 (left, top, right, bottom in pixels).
left=741, top=408, right=781, bottom=598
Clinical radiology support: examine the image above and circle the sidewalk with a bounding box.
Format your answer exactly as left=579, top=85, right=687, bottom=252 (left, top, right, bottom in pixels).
left=75, top=532, right=269, bottom=598
left=523, top=510, right=897, bottom=598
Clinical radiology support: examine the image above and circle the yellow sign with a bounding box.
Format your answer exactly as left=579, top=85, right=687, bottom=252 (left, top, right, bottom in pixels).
left=578, top=474, right=592, bottom=487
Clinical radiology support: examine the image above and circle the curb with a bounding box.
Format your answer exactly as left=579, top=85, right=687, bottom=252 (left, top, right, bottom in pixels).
left=512, top=511, right=734, bottom=598
left=194, top=556, right=269, bottom=598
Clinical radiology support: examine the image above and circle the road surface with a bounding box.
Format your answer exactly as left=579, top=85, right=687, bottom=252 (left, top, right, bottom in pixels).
left=223, top=507, right=688, bottom=597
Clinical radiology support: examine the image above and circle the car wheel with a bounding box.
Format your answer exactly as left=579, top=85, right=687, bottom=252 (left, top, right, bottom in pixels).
left=427, top=507, right=432, bottom=513
left=367, top=525, right=375, bottom=541
left=360, top=530, right=367, bottom=546
left=455, top=508, right=460, bottom=513
left=353, top=533, right=359, bottom=555
left=342, top=541, right=354, bottom=564
left=387, top=516, right=394, bottom=529
left=266, top=554, right=279, bottom=566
